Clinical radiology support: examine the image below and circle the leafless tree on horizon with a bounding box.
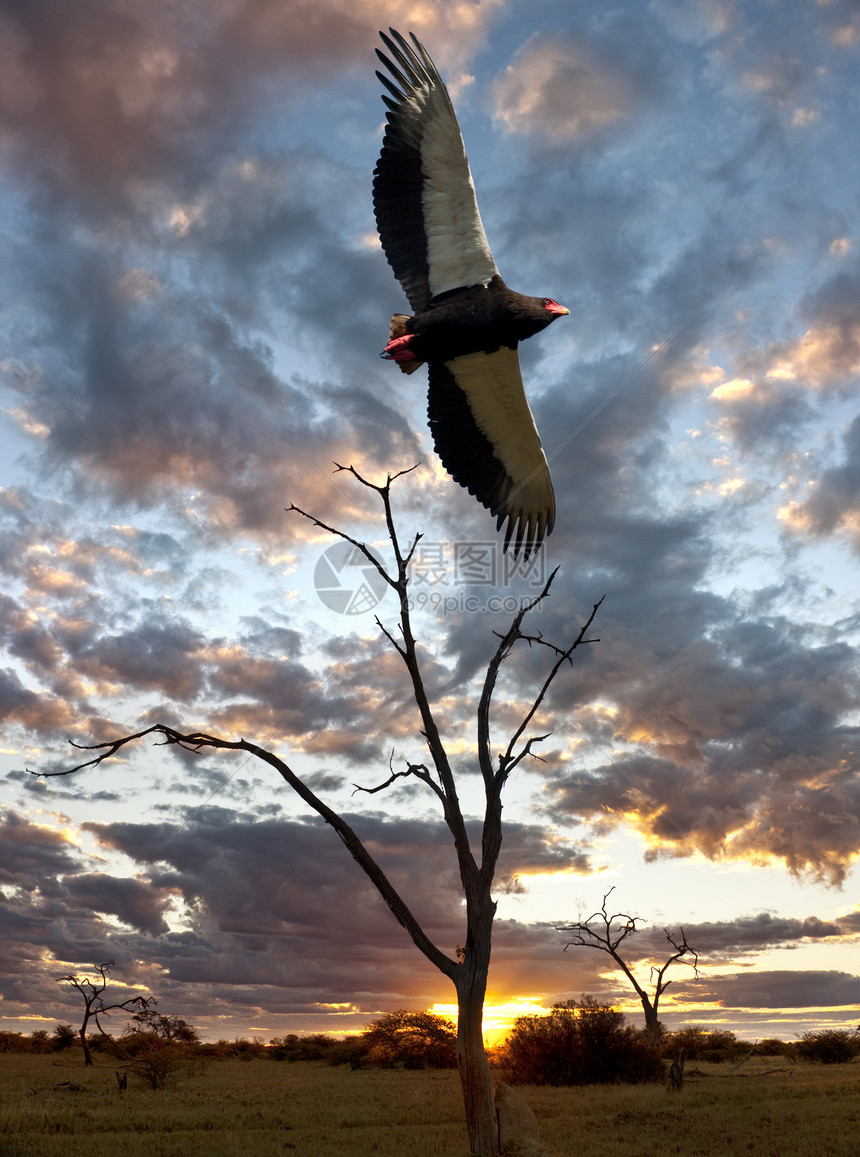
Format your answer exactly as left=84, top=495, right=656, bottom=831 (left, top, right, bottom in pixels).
left=58, top=960, right=153, bottom=1066
left=560, top=886, right=699, bottom=1045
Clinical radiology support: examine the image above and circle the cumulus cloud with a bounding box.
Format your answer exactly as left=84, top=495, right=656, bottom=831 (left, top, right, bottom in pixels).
left=493, top=33, right=635, bottom=140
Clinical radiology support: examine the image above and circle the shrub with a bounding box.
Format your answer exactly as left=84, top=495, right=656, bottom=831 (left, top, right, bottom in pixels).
left=201, top=1039, right=239, bottom=1059
left=111, top=1032, right=204, bottom=1088
left=662, top=1026, right=741, bottom=1062
left=325, top=1036, right=371, bottom=1069
left=269, top=1033, right=335, bottom=1062
left=51, top=1024, right=76, bottom=1052
left=227, top=1037, right=267, bottom=1059
left=756, top=1038, right=789, bottom=1057
left=499, top=996, right=664, bottom=1086
left=796, top=1030, right=859, bottom=1065
left=106, top=1010, right=203, bottom=1088
left=0, top=1032, right=31, bottom=1053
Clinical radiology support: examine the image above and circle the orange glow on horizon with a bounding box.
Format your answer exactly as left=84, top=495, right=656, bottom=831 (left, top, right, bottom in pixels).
left=431, top=997, right=553, bottom=1044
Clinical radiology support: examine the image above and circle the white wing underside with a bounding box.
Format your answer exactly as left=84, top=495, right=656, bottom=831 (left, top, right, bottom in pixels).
left=445, top=348, right=556, bottom=533
left=415, top=85, right=498, bottom=298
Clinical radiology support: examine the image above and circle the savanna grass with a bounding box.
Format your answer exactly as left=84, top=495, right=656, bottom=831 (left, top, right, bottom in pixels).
left=1, top=1054, right=858, bottom=1157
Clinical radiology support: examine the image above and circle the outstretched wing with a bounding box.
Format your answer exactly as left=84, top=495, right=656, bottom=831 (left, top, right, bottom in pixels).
left=428, top=348, right=556, bottom=558
left=373, top=29, right=498, bottom=313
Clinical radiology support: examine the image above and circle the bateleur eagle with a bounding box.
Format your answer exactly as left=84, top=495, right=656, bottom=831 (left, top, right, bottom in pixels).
left=373, top=28, right=569, bottom=558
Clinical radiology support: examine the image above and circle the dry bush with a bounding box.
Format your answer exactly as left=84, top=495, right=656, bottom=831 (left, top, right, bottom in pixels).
left=796, top=1029, right=860, bottom=1065
left=269, top=1033, right=335, bottom=1062
left=661, top=1026, right=743, bottom=1063
left=498, top=996, right=664, bottom=1086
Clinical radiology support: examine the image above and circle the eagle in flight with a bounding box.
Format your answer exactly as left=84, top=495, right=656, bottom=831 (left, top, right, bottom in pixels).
left=373, top=29, right=568, bottom=558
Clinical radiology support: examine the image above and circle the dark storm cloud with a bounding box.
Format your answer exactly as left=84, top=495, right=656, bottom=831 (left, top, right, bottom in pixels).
left=29, top=251, right=391, bottom=539
left=32, top=808, right=585, bottom=1017
left=689, top=970, right=860, bottom=1011
left=0, top=813, right=169, bottom=938
left=76, top=619, right=206, bottom=701
left=0, top=810, right=81, bottom=885
left=81, top=807, right=587, bottom=942
left=0, top=666, right=76, bottom=733
left=0, top=1, right=429, bottom=547
left=784, top=412, right=860, bottom=552
left=61, top=872, right=172, bottom=936
left=492, top=21, right=671, bottom=144
left=0, top=799, right=854, bottom=1036
left=575, top=910, right=852, bottom=964
left=482, top=496, right=860, bottom=884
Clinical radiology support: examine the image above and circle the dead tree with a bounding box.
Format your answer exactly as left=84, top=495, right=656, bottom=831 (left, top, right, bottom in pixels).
left=36, top=466, right=602, bottom=1157
left=560, top=886, right=698, bottom=1046
left=58, top=960, right=153, bottom=1066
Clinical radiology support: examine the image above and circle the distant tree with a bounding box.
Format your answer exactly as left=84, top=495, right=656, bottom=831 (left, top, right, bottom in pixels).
left=499, top=996, right=663, bottom=1086
left=115, top=1009, right=201, bottom=1089
left=223, top=1035, right=267, bottom=1059
left=58, top=960, right=154, bottom=1066
left=125, top=1010, right=199, bottom=1043
left=29, top=1030, right=51, bottom=1053
left=51, top=1023, right=76, bottom=1051
left=362, top=1009, right=458, bottom=1069
left=756, top=1037, right=789, bottom=1057
left=37, top=466, right=603, bottom=1157
left=559, top=887, right=699, bottom=1045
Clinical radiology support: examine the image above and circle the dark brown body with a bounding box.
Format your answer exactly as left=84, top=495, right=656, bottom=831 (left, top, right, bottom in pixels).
left=403, top=275, right=560, bottom=364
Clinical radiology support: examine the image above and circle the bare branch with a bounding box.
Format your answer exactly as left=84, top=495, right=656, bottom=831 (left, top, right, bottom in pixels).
left=559, top=887, right=701, bottom=1044
left=498, top=595, right=604, bottom=784
left=287, top=503, right=398, bottom=592
left=352, top=754, right=446, bottom=806
left=477, top=569, right=559, bottom=786
left=41, top=723, right=458, bottom=979
left=32, top=727, right=187, bottom=778
left=375, top=614, right=408, bottom=659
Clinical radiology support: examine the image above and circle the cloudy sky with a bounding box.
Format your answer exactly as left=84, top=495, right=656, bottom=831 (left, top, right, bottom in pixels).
left=1, top=0, right=859, bottom=1045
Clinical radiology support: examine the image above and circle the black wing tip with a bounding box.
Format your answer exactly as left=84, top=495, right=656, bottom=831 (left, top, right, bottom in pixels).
left=376, top=28, right=437, bottom=102
left=496, top=506, right=554, bottom=561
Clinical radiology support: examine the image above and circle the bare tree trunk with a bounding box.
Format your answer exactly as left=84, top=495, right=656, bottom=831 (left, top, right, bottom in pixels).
left=456, top=953, right=498, bottom=1156
left=79, top=1023, right=93, bottom=1067
left=641, top=996, right=661, bottom=1047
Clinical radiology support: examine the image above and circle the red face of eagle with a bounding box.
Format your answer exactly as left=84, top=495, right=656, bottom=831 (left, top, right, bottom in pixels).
left=372, top=29, right=569, bottom=559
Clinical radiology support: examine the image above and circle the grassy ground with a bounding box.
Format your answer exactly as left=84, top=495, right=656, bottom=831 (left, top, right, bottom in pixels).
left=1, top=1054, right=858, bottom=1157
